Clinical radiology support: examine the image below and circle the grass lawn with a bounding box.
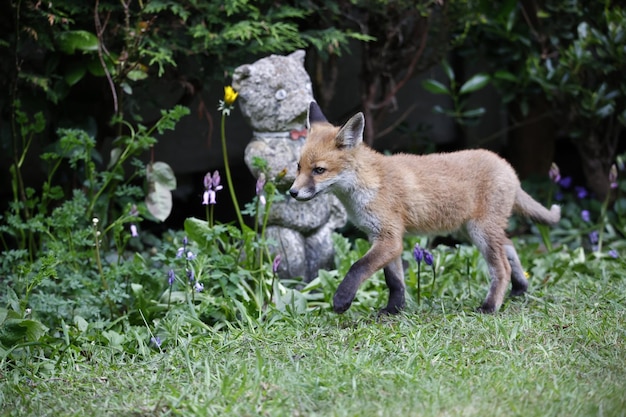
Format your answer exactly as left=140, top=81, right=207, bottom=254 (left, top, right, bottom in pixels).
left=2, top=249, right=626, bottom=416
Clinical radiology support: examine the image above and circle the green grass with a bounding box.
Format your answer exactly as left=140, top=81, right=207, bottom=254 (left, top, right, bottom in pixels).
left=0, top=242, right=626, bottom=417
left=2, top=250, right=626, bottom=417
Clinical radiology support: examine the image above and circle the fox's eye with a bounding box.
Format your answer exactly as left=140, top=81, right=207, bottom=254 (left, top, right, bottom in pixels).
left=313, top=167, right=326, bottom=175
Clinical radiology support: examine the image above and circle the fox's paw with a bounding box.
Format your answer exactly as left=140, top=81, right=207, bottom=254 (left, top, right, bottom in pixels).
left=378, top=306, right=402, bottom=316
left=476, top=302, right=498, bottom=314
left=332, top=293, right=354, bottom=314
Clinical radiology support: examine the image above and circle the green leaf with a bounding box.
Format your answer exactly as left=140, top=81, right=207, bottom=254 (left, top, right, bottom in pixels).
left=73, top=316, right=88, bottom=333
left=494, top=70, right=517, bottom=82
left=184, top=217, right=210, bottom=247
left=442, top=61, right=455, bottom=82
left=459, top=108, right=486, bottom=118
left=422, top=79, right=450, bottom=95
left=127, top=69, right=148, bottom=81
left=64, top=63, right=87, bottom=86
left=459, top=74, right=490, bottom=94
left=0, top=308, right=8, bottom=326
left=108, top=148, right=123, bottom=169
left=57, top=30, right=99, bottom=54
left=145, top=181, right=172, bottom=222
left=147, top=161, right=177, bottom=190
left=102, top=330, right=125, bottom=349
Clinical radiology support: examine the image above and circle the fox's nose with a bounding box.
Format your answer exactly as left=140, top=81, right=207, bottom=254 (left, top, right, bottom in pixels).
left=289, top=189, right=298, bottom=199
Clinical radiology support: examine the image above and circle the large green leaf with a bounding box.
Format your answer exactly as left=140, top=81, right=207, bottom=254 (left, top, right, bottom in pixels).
left=57, top=30, right=99, bottom=54
left=146, top=181, right=172, bottom=222
left=147, top=161, right=177, bottom=190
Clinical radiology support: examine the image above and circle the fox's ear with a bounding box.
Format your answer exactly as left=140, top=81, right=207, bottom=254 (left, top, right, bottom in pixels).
left=307, top=101, right=328, bottom=128
left=336, top=112, right=364, bottom=149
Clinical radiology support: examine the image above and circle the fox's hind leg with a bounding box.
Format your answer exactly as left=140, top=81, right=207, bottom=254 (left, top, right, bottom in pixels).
left=504, top=239, right=528, bottom=296
left=380, top=256, right=405, bottom=315
left=467, top=221, right=511, bottom=313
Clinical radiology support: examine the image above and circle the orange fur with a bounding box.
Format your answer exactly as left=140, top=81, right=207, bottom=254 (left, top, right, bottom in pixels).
left=289, top=103, right=560, bottom=314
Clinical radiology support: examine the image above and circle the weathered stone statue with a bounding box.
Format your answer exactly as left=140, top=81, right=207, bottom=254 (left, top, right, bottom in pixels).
left=232, top=50, right=347, bottom=282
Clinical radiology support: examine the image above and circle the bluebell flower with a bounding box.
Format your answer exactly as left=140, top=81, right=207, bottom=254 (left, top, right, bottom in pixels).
left=413, top=243, right=424, bottom=264
left=549, top=163, right=561, bottom=183
left=575, top=186, right=588, bottom=199
left=194, top=282, right=204, bottom=292
left=424, top=251, right=434, bottom=266
left=608, top=249, right=619, bottom=258
left=581, top=210, right=591, bottom=223
left=256, top=174, right=267, bottom=206
left=186, top=251, right=195, bottom=260
left=186, top=268, right=194, bottom=283
left=130, top=224, right=139, bottom=237
left=559, top=176, right=572, bottom=188
left=609, top=164, right=618, bottom=189
left=272, top=254, right=281, bottom=274
left=167, top=269, right=175, bottom=286
left=151, top=336, right=162, bottom=348
left=176, top=247, right=184, bottom=258
left=202, top=170, right=224, bottom=205
left=589, top=231, right=599, bottom=245
left=413, top=243, right=433, bottom=265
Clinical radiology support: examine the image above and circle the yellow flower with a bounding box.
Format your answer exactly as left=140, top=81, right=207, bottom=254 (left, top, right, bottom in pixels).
left=224, top=86, right=238, bottom=106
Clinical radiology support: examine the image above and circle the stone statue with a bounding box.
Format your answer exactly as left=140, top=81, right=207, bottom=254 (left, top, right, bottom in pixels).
left=232, top=50, right=347, bottom=282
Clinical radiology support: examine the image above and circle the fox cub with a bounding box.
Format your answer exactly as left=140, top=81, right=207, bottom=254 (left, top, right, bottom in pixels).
left=289, top=102, right=560, bottom=314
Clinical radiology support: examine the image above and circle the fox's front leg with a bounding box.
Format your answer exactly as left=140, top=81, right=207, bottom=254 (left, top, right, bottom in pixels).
left=333, top=238, right=403, bottom=314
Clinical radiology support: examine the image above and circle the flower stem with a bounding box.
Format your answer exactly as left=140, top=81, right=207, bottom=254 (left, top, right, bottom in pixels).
left=417, top=265, right=421, bottom=306
left=220, top=113, right=245, bottom=230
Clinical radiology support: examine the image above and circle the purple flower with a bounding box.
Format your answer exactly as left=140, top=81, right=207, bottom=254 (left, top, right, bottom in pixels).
left=608, top=249, right=619, bottom=258
left=167, top=269, right=175, bottom=286
left=130, top=224, right=139, bottom=237
left=575, top=186, right=588, bottom=199
left=549, top=163, right=561, bottom=183
left=256, top=174, right=266, bottom=196
left=559, top=176, right=572, bottom=188
left=186, top=268, right=195, bottom=282
left=202, top=190, right=211, bottom=205
left=202, top=170, right=224, bottom=205
left=581, top=210, right=591, bottom=223
left=203, top=172, right=213, bottom=189
left=186, top=251, right=195, bottom=260
left=176, top=247, right=185, bottom=258
left=589, top=231, right=599, bottom=245
left=413, top=243, right=424, bottom=264
left=212, top=171, right=222, bottom=189
left=555, top=191, right=564, bottom=201
left=609, top=164, right=618, bottom=189
left=256, top=174, right=267, bottom=206
left=424, top=251, right=434, bottom=266
left=183, top=236, right=188, bottom=246
left=130, top=204, right=139, bottom=217
left=150, top=336, right=162, bottom=348
left=194, top=282, right=204, bottom=292
left=272, top=254, right=282, bottom=274
left=413, top=243, right=433, bottom=266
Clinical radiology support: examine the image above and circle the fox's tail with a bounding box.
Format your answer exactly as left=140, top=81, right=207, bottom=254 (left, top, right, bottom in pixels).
left=513, top=188, right=561, bottom=225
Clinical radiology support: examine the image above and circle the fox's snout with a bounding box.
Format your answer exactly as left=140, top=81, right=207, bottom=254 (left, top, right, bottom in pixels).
left=288, top=185, right=312, bottom=201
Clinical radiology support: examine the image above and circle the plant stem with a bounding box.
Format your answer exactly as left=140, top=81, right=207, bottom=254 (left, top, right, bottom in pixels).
left=417, top=265, right=421, bottom=306
left=220, top=112, right=245, bottom=230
